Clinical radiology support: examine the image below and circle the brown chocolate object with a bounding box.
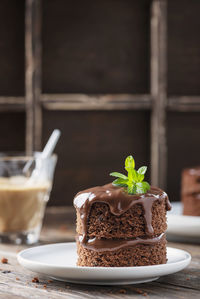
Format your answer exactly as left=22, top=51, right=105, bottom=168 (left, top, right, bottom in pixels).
left=76, top=234, right=167, bottom=267
left=74, top=183, right=170, bottom=267
left=74, top=184, right=170, bottom=243
left=181, top=167, right=200, bottom=216
left=76, top=199, right=167, bottom=239
left=182, top=194, right=200, bottom=216
left=77, top=233, right=165, bottom=252
left=181, top=167, right=200, bottom=195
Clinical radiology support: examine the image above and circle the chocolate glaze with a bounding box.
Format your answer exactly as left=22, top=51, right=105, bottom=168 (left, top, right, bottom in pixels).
left=77, top=233, right=165, bottom=252
left=74, top=183, right=171, bottom=245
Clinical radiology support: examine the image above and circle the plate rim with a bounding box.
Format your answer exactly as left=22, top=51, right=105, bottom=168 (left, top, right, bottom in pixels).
left=17, top=242, right=191, bottom=272
left=167, top=202, right=200, bottom=238
left=168, top=202, right=200, bottom=221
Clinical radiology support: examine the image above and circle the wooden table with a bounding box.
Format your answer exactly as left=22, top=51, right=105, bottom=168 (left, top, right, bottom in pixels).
left=0, top=207, right=199, bottom=299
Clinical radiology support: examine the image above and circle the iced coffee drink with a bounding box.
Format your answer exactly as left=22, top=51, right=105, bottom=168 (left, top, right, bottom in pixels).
left=0, top=176, right=50, bottom=232
left=0, top=154, right=57, bottom=244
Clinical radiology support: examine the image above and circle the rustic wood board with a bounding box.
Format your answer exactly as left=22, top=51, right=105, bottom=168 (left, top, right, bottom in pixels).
left=0, top=207, right=199, bottom=298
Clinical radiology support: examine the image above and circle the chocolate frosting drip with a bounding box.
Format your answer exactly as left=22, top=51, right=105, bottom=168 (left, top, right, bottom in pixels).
left=74, top=183, right=171, bottom=244
left=77, top=233, right=165, bottom=252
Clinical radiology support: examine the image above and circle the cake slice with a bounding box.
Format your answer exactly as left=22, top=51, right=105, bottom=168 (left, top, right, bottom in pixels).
left=74, top=156, right=171, bottom=267
left=181, top=167, right=200, bottom=216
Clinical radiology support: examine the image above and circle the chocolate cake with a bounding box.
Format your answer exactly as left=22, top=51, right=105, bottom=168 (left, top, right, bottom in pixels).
left=74, top=155, right=171, bottom=267
left=182, top=167, right=200, bottom=216
left=74, top=184, right=171, bottom=267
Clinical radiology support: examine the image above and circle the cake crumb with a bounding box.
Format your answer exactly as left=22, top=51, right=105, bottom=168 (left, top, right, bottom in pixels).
left=32, top=277, right=39, bottom=283
left=119, top=289, right=126, bottom=294
left=43, top=284, right=47, bottom=289
left=133, top=288, right=148, bottom=296
left=143, top=292, right=148, bottom=296
left=1, top=258, right=8, bottom=264
left=2, top=270, right=11, bottom=274
left=16, top=277, right=20, bottom=281
left=134, top=288, right=144, bottom=294
left=47, top=280, right=53, bottom=283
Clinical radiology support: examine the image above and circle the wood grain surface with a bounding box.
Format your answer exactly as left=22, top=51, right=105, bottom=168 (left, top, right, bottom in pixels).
left=0, top=207, right=199, bottom=298
left=0, top=0, right=200, bottom=207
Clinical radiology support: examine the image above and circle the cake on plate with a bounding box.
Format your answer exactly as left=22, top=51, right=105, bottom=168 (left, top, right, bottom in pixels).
left=181, top=167, right=200, bottom=216
left=74, top=156, right=171, bottom=267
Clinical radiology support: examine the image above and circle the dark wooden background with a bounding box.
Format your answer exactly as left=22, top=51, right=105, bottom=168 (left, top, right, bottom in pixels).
left=0, top=0, right=200, bottom=205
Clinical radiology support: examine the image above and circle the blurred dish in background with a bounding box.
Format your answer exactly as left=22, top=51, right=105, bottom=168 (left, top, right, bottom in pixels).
left=181, top=166, right=200, bottom=216
left=167, top=202, right=200, bottom=243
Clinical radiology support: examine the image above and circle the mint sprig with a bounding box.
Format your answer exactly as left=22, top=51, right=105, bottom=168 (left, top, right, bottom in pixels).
left=110, top=155, right=150, bottom=195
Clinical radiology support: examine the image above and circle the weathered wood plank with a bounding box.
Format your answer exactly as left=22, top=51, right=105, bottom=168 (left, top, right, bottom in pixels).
left=0, top=207, right=199, bottom=298
left=168, top=0, right=200, bottom=96
left=0, top=97, right=25, bottom=105
left=1, top=94, right=200, bottom=114
left=41, top=94, right=152, bottom=110
left=150, top=0, right=167, bottom=189
left=42, top=0, right=150, bottom=95
left=1, top=94, right=200, bottom=112
left=168, top=96, right=200, bottom=111
left=25, top=0, right=42, bottom=154
left=0, top=252, right=199, bottom=299
left=0, top=97, right=25, bottom=111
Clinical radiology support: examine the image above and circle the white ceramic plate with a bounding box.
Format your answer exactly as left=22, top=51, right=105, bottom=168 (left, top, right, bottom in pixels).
left=17, top=242, right=191, bottom=285
left=167, top=202, right=200, bottom=242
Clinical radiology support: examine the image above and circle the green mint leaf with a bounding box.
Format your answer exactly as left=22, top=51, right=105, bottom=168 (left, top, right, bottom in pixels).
left=128, top=168, right=138, bottom=182
left=127, top=185, right=133, bottom=194
left=112, top=178, right=128, bottom=187
left=137, top=166, right=147, bottom=175
left=125, top=155, right=135, bottom=171
left=110, top=172, right=128, bottom=180
left=110, top=155, right=150, bottom=195
left=135, top=181, right=150, bottom=194
left=142, top=181, right=150, bottom=191
left=135, top=182, right=145, bottom=194
left=127, top=184, right=136, bottom=195
left=137, top=173, right=144, bottom=182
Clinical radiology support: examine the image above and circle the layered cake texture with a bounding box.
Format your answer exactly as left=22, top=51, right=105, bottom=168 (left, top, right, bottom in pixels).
left=74, top=156, right=171, bottom=267
left=182, top=167, right=200, bottom=216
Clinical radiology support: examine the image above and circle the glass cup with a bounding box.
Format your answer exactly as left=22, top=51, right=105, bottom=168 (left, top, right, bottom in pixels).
left=0, top=152, right=57, bottom=244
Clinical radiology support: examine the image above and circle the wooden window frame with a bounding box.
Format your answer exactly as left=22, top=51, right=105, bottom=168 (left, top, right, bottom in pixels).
left=0, top=0, right=200, bottom=190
